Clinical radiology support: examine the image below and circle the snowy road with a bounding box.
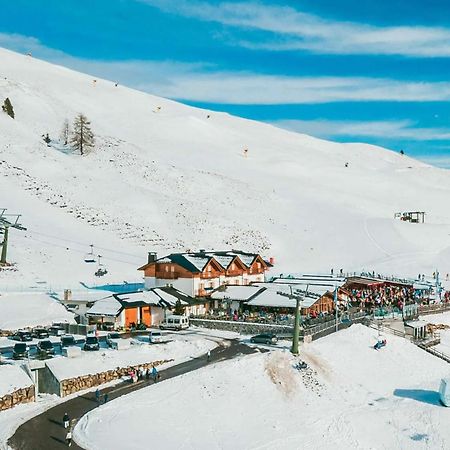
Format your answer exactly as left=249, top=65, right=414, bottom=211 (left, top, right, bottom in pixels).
left=7, top=339, right=261, bottom=450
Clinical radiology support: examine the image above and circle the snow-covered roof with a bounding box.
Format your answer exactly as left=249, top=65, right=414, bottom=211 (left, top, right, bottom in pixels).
left=0, top=365, right=33, bottom=398
left=213, top=255, right=235, bottom=269
left=183, top=254, right=211, bottom=271
left=114, top=287, right=191, bottom=308
left=246, top=289, right=297, bottom=308
left=405, top=321, right=428, bottom=329
left=211, top=285, right=263, bottom=301
left=86, top=297, right=122, bottom=317
left=153, top=288, right=188, bottom=306
left=258, top=282, right=332, bottom=298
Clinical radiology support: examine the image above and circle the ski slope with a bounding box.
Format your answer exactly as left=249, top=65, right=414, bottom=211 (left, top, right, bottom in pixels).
left=74, top=325, right=450, bottom=450
left=1, top=47, right=450, bottom=288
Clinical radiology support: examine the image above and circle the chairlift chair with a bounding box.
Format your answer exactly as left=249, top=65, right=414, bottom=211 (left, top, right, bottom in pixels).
left=84, top=244, right=96, bottom=263
left=94, top=255, right=108, bottom=277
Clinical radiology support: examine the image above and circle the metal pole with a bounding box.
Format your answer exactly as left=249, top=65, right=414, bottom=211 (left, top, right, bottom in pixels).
left=291, top=292, right=301, bottom=355
left=0, top=225, right=9, bottom=264
left=334, top=285, right=339, bottom=332
left=436, top=269, right=440, bottom=303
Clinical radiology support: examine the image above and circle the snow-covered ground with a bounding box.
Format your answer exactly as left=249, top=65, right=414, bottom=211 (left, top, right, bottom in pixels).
left=0, top=292, right=74, bottom=330
left=0, top=47, right=450, bottom=290
left=46, top=335, right=216, bottom=381
left=74, top=324, right=450, bottom=450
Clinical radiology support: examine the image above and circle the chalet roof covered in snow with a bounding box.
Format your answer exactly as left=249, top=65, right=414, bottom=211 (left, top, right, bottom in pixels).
left=86, top=296, right=122, bottom=317
left=138, top=250, right=272, bottom=273
left=115, top=287, right=192, bottom=307
left=246, top=289, right=297, bottom=308
left=211, top=285, right=264, bottom=301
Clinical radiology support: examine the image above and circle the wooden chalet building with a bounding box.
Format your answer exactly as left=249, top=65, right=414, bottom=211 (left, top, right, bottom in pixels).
left=138, top=250, right=272, bottom=297
left=85, top=286, right=201, bottom=329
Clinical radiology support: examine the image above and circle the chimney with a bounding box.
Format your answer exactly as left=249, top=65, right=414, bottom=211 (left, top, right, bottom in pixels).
left=148, top=252, right=157, bottom=264
left=64, top=289, right=72, bottom=301
left=199, top=249, right=206, bottom=254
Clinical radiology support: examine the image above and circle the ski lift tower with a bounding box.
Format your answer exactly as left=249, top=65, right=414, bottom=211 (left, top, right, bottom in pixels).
left=276, top=285, right=306, bottom=355
left=0, top=209, right=27, bottom=265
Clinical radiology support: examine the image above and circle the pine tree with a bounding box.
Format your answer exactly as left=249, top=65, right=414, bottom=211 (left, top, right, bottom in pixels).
left=60, top=119, right=70, bottom=145
left=2, top=98, right=14, bottom=119
left=70, top=113, right=94, bottom=155
left=174, top=300, right=185, bottom=315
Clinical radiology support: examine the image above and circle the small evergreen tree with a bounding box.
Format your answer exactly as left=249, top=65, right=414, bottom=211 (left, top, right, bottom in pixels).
left=60, top=119, right=70, bottom=145
left=2, top=98, right=14, bottom=119
left=174, top=300, right=185, bottom=315
left=70, top=113, right=94, bottom=155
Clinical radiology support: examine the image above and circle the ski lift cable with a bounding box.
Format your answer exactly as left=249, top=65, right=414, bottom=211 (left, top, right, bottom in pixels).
left=23, top=235, right=140, bottom=266
left=23, top=229, right=144, bottom=259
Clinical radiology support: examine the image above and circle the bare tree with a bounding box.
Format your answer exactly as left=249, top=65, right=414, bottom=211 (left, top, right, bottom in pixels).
left=60, top=119, right=70, bottom=145
left=71, top=113, right=94, bottom=155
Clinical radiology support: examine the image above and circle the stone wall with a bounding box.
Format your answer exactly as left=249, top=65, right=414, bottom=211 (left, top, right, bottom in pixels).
left=190, top=318, right=294, bottom=335
left=59, top=359, right=172, bottom=397
left=0, top=386, right=35, bottom=411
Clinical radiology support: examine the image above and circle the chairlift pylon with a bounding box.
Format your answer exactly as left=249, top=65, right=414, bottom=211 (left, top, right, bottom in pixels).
left=84, top=244, right=96, bottom=263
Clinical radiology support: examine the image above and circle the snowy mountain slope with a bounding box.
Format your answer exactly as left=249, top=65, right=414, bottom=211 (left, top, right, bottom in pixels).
left=1, top=47, right=450, bottom=287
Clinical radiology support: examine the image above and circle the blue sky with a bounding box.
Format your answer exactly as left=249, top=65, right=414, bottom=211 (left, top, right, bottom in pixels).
left=1, top=0, right=450, bottom=167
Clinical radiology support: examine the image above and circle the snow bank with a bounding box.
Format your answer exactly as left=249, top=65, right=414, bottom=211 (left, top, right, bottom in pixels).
left=0, top=293, right=74, bottom=330
left=0, top=365, right=32, bottom=398
left=74, top=324, right=450, bottom=450
left=46, top=337, right=216, bottom=381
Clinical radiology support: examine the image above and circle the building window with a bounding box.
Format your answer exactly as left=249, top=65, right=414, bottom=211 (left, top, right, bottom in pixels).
left=231, top=263, right=235, bottom=270
left=171, top=266, right=175, bottom=273
left=165, top=266, right=169, bottom=272
left=256, top=262, right=261, bottom=269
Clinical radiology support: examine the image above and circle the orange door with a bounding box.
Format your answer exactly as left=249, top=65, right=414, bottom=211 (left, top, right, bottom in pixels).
left=125, top=308, right=138, bottom=327
left=141, top=307, right=152, bottom=326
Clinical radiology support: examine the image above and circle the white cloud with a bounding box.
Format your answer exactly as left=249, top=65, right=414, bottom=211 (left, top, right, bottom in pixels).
left=3, top=34, right=450, bottom=105
left=419, top=155, right=450, bottom=169
left=140, top=0, right=450, bottom=57
left=273, top=119, right=450, bottom=141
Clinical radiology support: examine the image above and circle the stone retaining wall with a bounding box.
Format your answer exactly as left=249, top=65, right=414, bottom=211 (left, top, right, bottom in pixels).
left=0, top=386, right=35, bottom=411
left=190, top=318, right=294, bottom=335
left=59, top=359, right=172, bottom=397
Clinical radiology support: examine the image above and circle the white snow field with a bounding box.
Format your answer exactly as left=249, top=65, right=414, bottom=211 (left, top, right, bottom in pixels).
left=1, top=47, right=450, bottom=289
left=0, top=292, right=74, bottom=330
left=74, top=324, right=450, bottom=450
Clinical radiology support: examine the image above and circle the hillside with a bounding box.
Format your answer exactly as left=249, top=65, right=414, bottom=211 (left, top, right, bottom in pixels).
left=1, top=47, right=450, bottom=287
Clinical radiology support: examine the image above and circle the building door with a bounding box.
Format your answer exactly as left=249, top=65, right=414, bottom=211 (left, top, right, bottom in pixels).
left=125, top=308, right=138, bottom=327
left=141, top=306, right=152, bottom=327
